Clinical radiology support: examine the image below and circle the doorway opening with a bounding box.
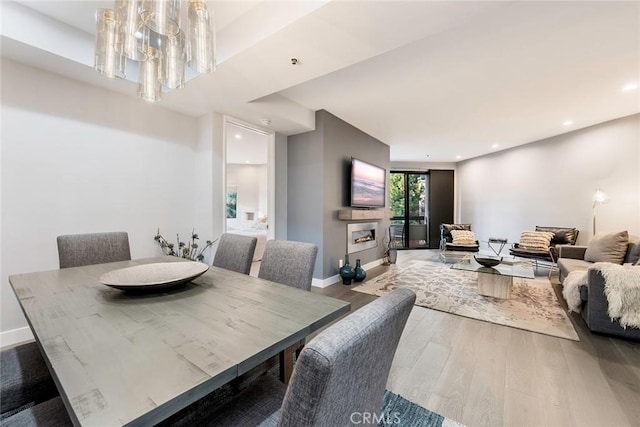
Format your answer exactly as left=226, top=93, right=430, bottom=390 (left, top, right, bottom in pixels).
left=224, top=119, right=274, bottom=260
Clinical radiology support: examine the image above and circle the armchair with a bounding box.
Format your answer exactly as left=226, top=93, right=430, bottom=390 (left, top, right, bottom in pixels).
left=440, top=223, right=479, bottom=261
left=510, top=226, right=579, bottom=272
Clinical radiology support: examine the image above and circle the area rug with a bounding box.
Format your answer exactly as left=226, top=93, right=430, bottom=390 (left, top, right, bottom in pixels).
left=353, top=260, right=579, bottom=341
left=380, top=391, right=464, bottom=427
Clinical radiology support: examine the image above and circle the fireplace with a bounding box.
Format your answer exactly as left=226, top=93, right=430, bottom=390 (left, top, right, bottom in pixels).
left=347, top=222, right=378, bottom=254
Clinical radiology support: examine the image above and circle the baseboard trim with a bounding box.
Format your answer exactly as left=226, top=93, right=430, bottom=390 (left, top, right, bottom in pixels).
left=312, top=258, right=384, bottom=289
left=0, top=326, right=34, bottom=349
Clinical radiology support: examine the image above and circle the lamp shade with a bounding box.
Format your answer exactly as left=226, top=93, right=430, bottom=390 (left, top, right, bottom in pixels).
left=187, top=0, right=215, bottom=73
left=138, top=47, right=162, bottom=102
left=115, top=0, right=147, bottom=61
left=95, top=9, right=126, bottom=79
left=162, top=30, right=186, bottom=89
left=141, top=0, right=180, bottom=36
left=593, top=188, right=608, bottom=204
left=94, top=0, right=216, bottom=102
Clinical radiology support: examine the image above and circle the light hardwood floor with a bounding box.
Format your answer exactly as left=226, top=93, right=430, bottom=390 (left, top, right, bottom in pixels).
left=311, top=250, right=640, bottom=427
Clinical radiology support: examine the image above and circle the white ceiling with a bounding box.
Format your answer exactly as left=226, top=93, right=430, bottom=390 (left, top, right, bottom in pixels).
left=2, top=1, right=639, bottom=162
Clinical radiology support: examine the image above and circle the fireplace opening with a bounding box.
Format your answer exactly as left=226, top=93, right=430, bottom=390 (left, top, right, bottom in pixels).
left=347, top=222, right=378, bottom=254
left=353, top=230, right=375, bottom=244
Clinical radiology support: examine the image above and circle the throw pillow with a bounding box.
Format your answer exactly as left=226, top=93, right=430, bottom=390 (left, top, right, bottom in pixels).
left=519, top=231, right=554, bottom=251
left=584, top=230, right=629, bottom=264
left=536, top=226, right=577, bottom=245
left=450, top=230, right=476, bottom=245
left=626, top=242, right=640, bottom=265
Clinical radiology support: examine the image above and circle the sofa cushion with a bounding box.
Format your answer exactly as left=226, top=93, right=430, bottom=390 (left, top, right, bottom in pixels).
left=519, top=231, right=554, bottom=251
left=536, top=226, right=578, bottom=246
left=558, top=258, right=592, bottom=280
left=584, top=231, right=629, bottom=264
left=450, top=230, right=476, bottom=245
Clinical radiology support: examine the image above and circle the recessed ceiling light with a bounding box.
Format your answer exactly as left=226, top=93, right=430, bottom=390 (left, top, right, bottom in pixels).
left=245, top=160, right=250, bottom=164
left=491, top=143, right=499, bottom=149
left=563, top=120, right=573, bottom=127
left=234, top=133, right=242, bottom=139
left=455, top=155, right=461, bottom=159
left=622, top=82, right=638, bottom=91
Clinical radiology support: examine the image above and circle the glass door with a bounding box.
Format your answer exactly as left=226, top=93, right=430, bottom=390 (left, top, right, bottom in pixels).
left=389, top=171, right=429, bottom=249
left=389, top=173, right=406, bottom=248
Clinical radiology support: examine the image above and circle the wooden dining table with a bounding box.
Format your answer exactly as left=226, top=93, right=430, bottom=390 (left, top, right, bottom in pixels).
left=9, top=256, right=350, bottom=426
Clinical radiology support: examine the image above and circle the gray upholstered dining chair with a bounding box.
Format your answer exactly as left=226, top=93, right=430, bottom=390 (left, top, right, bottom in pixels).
left=57, top=231, right=131, bottom=269
left=161, top=288, right=416, bottom=426
left=212, top=233, right=257, bottom=275
left=0, top=396, right=71, bottom=426
left=0, top=232, right=132, bottom=422
left=258, top=240, right=318, bottom=291
left=0, top=344, right=59, bottom=418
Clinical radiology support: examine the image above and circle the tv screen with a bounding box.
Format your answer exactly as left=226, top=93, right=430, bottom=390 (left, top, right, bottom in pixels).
left=351, top=158, right=386, bottom=208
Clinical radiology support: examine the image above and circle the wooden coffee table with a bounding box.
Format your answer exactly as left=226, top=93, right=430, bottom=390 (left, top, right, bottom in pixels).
left=451, top=257, right=535, bottom=299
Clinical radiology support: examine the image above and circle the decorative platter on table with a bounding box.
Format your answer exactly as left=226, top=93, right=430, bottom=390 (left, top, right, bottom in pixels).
left=474, top=255, right=503, bottom=268
left=99, top=261, right=209, bottom=292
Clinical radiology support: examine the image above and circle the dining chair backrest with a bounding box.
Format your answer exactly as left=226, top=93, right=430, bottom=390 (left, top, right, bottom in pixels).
left=258, top=240, right=318, bottom=291
left=277, top=288, right=416, bottom=426
left=57, top=232, right=131, bottom=268
left=212, top=233, right=257, bottom=275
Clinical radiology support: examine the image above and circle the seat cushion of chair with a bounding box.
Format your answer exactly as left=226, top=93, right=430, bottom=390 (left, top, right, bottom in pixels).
left=200, top=373, right=285, bottom=427
left=510, top=247, right=552, bottom=261
left=444, top=242, right=479, bottom=252
left=1, top=343, right=58, bottom=414
left=1, top=396, right=70, bottom=426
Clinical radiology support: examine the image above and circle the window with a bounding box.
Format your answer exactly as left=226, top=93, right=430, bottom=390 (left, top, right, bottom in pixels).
left=226, top=188, right=237, bottom=219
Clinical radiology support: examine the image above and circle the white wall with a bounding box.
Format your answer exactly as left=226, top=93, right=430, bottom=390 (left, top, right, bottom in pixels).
left=193, top=112, right=225, bottom=265
left=457, top=114, right=640, bottom=247
left=0, top=60, right=203, bottom=336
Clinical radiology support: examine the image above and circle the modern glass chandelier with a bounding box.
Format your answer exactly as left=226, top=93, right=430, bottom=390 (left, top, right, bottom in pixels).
left=94, top=0, right=215, bottom=103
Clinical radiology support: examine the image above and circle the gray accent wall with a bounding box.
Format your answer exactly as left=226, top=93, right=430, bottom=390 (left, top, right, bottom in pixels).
left=288, top=110, right=390, bottom=280
left=457, top=114, right=640, bottom=247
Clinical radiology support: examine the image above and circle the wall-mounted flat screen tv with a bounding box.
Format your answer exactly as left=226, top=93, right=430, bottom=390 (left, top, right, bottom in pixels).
left=351, top=158, right=386, bottom=208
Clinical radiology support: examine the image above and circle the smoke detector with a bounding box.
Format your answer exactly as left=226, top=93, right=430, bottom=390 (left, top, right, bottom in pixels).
left=260, top=118, right=271, bottom=126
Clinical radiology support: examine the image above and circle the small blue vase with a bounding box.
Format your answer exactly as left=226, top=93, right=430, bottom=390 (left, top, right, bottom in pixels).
left=354, top=259, right=366, bottom=282
left=339, top=255, right=356, bottom=285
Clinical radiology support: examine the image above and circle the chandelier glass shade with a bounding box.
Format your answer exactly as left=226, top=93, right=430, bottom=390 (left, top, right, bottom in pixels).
left=94, top=0, right=215, bottom=102
left=95, top=9, right=126, bottom=79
